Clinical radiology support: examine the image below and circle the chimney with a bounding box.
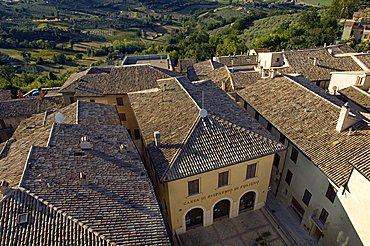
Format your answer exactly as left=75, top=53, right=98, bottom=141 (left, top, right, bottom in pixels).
left=119, top=143, right=127, bottom=152
left=336, top=104, right=358, bottom=133
left=0, top=180, right=10, bottom=195
left=269, top=69, right=275, bottom=78
left=154, top=131, right=160, bottom=147
left=80, top=136, right=93, bottom=150
left=313, top=58, right=318, bottom=66
left=324, top=43, right=327, bottom=47
left=328, top=48, right=333, bottom=55
left=79, top=172, right=87, bottom=185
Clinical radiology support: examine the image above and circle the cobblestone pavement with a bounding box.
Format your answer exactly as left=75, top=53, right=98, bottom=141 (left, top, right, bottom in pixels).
left=178, top=209, right=287, bottom=246
left=265, top=192, right=318, bottom=246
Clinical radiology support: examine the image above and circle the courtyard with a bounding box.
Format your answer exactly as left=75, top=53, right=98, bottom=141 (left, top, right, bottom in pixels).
left=176, top=208, right=288, bottom=246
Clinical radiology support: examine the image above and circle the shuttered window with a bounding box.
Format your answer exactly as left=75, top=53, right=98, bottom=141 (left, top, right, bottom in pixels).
left=188, top=179, right=199, bottom=196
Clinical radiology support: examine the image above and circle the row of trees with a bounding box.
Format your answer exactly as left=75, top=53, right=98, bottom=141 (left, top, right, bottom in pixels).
left=0, top=64, right=75, bottom=95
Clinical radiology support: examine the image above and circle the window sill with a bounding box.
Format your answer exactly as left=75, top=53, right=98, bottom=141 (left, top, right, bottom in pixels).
left=186, top=192, right=202, bottom=198
left=244, top=177, right=258, bottom=182
left=216, top=184, right=231, bottom=190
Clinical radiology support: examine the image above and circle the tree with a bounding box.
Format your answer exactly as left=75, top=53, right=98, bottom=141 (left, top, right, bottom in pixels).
left=357, top=40, right=370, bottom=52
left=75, top=53, right=83, bottom=59
left=53, top=53, right=66, bottom=65
left=0, top=65, right=15, bottom=87
left=329, top=0, right=361, bottom=19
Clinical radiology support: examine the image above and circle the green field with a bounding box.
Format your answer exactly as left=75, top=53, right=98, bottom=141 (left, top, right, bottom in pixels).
left=298, top=0, right=332, bottom=7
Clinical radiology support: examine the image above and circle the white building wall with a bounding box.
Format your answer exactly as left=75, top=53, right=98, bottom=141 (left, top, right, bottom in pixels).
left=338, top=169, right=370, bottom=245
left=328, top=73, right=364, bottom=94
left=277, top=144, right=362, bottom=246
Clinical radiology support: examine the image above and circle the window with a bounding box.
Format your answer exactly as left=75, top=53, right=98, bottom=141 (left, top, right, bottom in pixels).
left=69, top=97, right=75, bottom=103
left=246, top=163, right=257, bottom=179
left=302, top=189, right=312, bottom=206
left=90, top=99, right=95, bottom=102
left=273, top=154, right=280, bottom=168
left=218, top=171, right=229, bottom=187
left=188, top=179, right=199, bottom=196
left=119, top=113, right=127, bottom=121
left=290, top=147, right=299, bottom=163
left=319, top=208, right=329, bottom=224
left=134, top=129, right=140, bottom=140
left=285, top=170, right=293, bottom=185
left=255, top=111, right=260, bottom=121
left=279, top=133, right=286, bottom=144
left=116, top=97, right=124, bottom=106
left=267, top=122, right=272, bottom=132
left=325, top=184, right=336, bottom=203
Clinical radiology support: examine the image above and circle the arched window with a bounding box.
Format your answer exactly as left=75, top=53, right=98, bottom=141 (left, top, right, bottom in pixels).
left=185, top=208, right=203, bottom=230
left=239, top=191, right=256, bottom=212
left=213, top=199, right=230, bottom=220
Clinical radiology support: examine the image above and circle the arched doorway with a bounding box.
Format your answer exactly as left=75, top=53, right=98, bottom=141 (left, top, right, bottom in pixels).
left=185, top=208, right=203, bottom=230
left=213, top=199, right=230, bottom=220
left=239, top=191, right=256, bottom=212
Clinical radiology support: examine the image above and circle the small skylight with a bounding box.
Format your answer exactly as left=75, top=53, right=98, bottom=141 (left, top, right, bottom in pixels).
left=18, top=213, right=29, bottom=225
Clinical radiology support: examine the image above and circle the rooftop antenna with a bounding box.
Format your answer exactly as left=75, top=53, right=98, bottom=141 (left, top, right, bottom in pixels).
left=200, top=90, right=208, bottom=118
left=55, top=112, right=64, bottom=124
left=201, top=90, right=204, bottom=109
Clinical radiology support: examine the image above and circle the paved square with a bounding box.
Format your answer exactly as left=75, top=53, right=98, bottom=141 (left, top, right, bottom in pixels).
left=178, top=209, right=287, bottom=246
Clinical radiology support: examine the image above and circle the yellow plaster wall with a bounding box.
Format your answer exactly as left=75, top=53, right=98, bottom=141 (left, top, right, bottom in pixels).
left=163, top=154, right=274, bottom=234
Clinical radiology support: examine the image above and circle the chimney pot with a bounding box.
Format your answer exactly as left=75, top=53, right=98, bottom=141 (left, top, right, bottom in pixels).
left=269, top=69, right=275, bottom=78
left=313, top=58, right=318, bottom=66
left=120, top=144, right=127, bottom=152
left=154, top=131, right=160, bottom=147
left=80, top=136, right=93, bottom=150
left=79, top=172, right=87, bottom=180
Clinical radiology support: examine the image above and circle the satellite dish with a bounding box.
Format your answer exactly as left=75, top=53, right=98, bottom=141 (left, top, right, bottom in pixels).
left=199, top=109, right=208, bottom=118
left=332, top=86, right=338, bottom=92
left=55, top=112, right=65, bottom=124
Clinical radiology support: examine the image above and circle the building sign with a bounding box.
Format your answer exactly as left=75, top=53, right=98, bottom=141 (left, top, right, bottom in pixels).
left=184, top=180, right=259, bottom=205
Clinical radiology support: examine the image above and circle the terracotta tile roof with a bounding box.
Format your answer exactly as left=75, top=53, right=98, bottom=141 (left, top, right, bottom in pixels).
left=339, top=86, right=370, bottom=111
left=0, top=97, right=64, bottom=118
left=62, top=65, right=180, bottom=97
left=230, top=72, right=260, bottom=90
left=215, top=55, right=257, bottom=67
left=0, top=90, right=11, bottom=101
left=0, top=188, right=111, bottom=245
left=179, top=79, right=272, bottom=135
left=129, top=77, right=284, bottom=182
left=163, top=115, right=285, bottom=181
left=59, top=67, right=113, bottom=93
left=0, top=102, right=169, bottom=245
left=178, top=58, right=196, bottom=73
left=355, top=54, right=370, bottom=70
left=237, top=75, right=370, bottom=187
left=350, top=150, right=370, bottom=181
left=17, top=124, right=169, bottom=245
left=281, top=46, right=363, bottom=81
left=192, top=60, right=224, bottom=79
left=0, top=101, right=119, bottom=189
left=207, top=66, right=234, bottom=91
